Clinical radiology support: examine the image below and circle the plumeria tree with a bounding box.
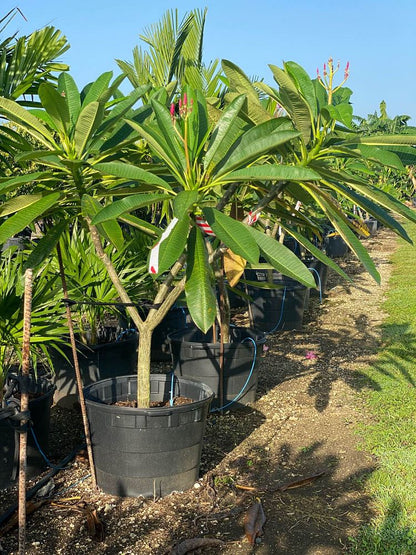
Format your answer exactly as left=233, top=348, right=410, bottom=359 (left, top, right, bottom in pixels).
left=1, top=57, right=416, bottom=408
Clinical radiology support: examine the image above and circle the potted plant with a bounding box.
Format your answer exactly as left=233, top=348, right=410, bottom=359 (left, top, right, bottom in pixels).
left=1, top=58, right=416, bottom=496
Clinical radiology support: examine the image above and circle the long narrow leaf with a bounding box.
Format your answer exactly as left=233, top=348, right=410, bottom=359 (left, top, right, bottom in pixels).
left=202, top=207, right=259, bottom=264
left=185, top=226, right=216, bottom=332
left=248, top=227, right=315, bottom=288
left=0, top=193, right=60, bottom=244
left=94, top=162, right=172, bottom=191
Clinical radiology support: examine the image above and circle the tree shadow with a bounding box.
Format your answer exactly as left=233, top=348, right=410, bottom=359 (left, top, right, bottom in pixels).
left=349, top=497, right=416, bottom=554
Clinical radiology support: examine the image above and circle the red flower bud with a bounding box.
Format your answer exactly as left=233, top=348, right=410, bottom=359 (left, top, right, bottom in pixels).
left=170, top=103, right=175, bottom=116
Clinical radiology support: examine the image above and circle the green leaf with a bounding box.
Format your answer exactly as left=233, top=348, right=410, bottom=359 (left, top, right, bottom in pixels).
left=126, top=117, right=185, bottom=179
left=81, top=195, right=124, bottom=251
left=182, top=85, right=210, bottom=162
left=269, top=64, right=313, bottom=144
left=24, top=220, right=68, bottom=269
left=91, top=193, right=171, bottom=225
left=224, top=164, right=320, bottom=182
left=185, top=226, right=216, bottom=333
left=38, top=82, right=70, bottom=134
left=202, top=208, right=259, bottom=264
left=351, top=144, right=404, bottom=170
left=0, top=172, right=53, bottom=195
left=204, top=94, right=246, bottom=174
left=320, top=178, right=412, bottom=242
left=0, top=96, right=57, bottom=149
left=173, top=190, right=199, bottom=219
left=151, top=98, right=187, bottom=172
left=74, top=101, right=103, bottom=155
left=0, top=193, right=60, bottom=245
left=81, top=71, right=113, bottom=105
left=215, top=124, right=300, bottom=177
left=353, top=135, right=416, bottom=146
left=94, top=162, right=172, bottom=191
left=321, top=104, right=353, bottom=128
left=221, top=59, right=271, bottom=124
left=152, top=215, right=190, bottom=276
left=0, top=194, right=44, bottom=217
left=247, top=227, right=315, bottom=288
left=58, top=73, right=81, bottom=128
left=284, top=61, right=317, bottom=120
left=306, top=188, right=381, bottom=283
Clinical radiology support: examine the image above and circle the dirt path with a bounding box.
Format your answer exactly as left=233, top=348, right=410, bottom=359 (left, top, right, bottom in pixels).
left=0, top=229, right=398, bottom=555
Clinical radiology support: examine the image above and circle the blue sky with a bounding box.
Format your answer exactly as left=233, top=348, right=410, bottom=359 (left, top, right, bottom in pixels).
left=4, top=1, right=416, bottom=122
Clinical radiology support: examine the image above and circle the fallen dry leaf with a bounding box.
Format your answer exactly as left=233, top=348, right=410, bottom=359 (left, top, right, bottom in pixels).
left=244, top=500, right=266, bottom=545
left=84, top=507, right=105, bottom=542
left=277, top=471, right=325, bottom=492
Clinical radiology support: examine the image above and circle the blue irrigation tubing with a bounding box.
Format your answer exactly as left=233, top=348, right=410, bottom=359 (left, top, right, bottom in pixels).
left=210, top=336, right=257, bottom=413
left=308, top=267, right=323, bottom=303
left=169, top=371, right=175, bottom=407
left=30, top=427, right=65, bottom=471
left=116, top=328, right=136, bottom=342
left=264, top=286, right=287, bottom=335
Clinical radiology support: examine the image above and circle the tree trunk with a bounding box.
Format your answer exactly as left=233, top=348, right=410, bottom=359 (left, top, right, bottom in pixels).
left=136, top=326, right=152, bottom=408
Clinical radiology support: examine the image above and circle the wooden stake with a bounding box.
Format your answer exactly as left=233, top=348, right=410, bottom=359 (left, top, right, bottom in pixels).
left=56, top=242, right=97, bottom=489
left=18, top=268, right=32, bottom=555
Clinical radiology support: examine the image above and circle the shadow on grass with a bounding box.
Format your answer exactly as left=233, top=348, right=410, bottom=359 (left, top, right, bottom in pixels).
left=349, top=497, right=416, bottom=554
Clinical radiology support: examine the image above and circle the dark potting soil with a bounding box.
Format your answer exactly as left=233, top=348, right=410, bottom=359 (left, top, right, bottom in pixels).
left=113, top=396, right=194, bottom=408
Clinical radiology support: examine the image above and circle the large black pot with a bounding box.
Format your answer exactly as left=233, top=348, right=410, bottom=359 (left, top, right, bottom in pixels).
left=84, top=374, right=213, bottom=497
left=244, top=269, right=309, bottom=332
left=168, top=326, right=265, bottom=410
left=53, top=331, right=138, bottom=409
left=0, top=374, right=55, bottom=490
left=324, top=233, right=349, bottom=258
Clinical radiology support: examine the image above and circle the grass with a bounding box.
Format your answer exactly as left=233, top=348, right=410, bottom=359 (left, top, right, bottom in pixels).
left=349, top=221, right=416, bottom=554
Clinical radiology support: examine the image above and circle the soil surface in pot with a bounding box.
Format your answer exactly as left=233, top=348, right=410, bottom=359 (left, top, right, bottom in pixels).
left=114, top=396, right=194, bottom=408
left=0, top=228, right=397, bottom=554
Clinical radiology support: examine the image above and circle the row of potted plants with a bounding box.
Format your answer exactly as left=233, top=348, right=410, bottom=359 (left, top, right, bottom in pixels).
left=1, top=16, right=416, bottom=496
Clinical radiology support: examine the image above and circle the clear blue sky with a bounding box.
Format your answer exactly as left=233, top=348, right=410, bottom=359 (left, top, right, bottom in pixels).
left=4, top=0, right=416, bottom=122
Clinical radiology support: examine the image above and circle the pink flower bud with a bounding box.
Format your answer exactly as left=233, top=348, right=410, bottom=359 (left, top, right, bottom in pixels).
left=183, top=93, right=188, bottom=107
left=170, top=103, right=175, bottom=117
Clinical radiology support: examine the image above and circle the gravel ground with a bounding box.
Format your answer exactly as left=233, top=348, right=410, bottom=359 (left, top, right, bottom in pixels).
left=0, top=228, right=397, bottom=555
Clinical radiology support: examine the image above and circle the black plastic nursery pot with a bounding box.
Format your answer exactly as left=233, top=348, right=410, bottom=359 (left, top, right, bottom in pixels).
left=83, top=374, right=213, bottom=498
left=244, top=269, right=309, bottom=333
left=53, top=332, right=138, bottom=409
left=168, top=326, right=265, bottom=410
left=0, top=375, right=55, bottom=490
left=324, top=233, right=349, bottom=258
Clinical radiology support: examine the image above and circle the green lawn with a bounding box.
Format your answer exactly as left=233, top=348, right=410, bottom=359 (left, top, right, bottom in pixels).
left=349, top=222, right=416, bottom=554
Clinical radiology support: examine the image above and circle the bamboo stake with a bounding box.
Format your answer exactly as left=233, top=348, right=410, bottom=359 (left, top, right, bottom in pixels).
left=18, top=267, right=33, bottom=555
left=56, top=242, right=96, bottom=489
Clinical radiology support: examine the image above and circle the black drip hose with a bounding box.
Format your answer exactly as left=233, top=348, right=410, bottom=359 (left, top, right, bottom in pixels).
left=0, top=443, right=86, bottom=529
